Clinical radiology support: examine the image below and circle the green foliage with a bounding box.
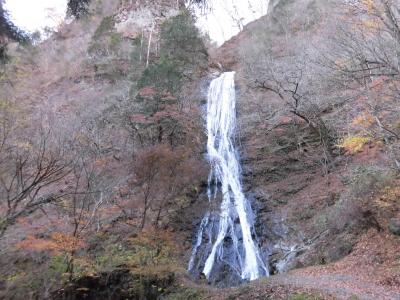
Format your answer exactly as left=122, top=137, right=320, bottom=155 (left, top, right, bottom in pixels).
left=129, top=37, right=143, bottom=62
left=138, top=56, right=182, bottom=93
left=110, top=32, right=122, bottom=48
left=136, top=11, right=206, bottom=92
left=0, top=217, right=6, bottom=232
left=129, top=228, right=181, bottom=275
left=4, top=272, right=23, bottom=283
left=0, top=2, right=30, bottom=43
left=0, top=12, right=32, bottom=64
left=95, top=229, right=181, bottom=276
left=49, top=255, right=69, bottom=277
left=92, top=234, right=179, bottom=299
left=93, top=16, right=115, bottom=39
left=67, top=0, right=91, bottom=18
left=48, top=254, right=92, bottom=280
left=160, top=10, right=207, bottom=67
left=135, top=10, right=207, bottom=94
left=3, top=255, right=68, bottom=299
left=0, top=44, right=7, bottom=64
left=94, top=243, right=136, bottom=272
left=88, top=16, right=122, bottom=56
left=128, top=10, right=207, bottom=147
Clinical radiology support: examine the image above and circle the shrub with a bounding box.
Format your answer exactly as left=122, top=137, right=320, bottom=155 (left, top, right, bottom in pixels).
left=327, top=165, right=393, bottom=234
left=337, top=135, right=371, bottom=154
left=94, top=243, right=136, bottom=272
left=138, top=56, right=182, bottom=93
left=48, top=255, right=69, bottom=277
left=95, top=228, right=182, bottom=276
left=160, top=10, right=207, bottom=68
left=343, top=165, right=392, bottom=198
left=133, top=10, right=207, bottom=95
left=127, top=11, right=207, bottom=149
left=88, top=16, right=123, bottom=57
left=129, top=227, right=182, bottom=275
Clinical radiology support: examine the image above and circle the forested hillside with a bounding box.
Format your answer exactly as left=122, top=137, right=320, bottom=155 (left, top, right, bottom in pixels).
left=0, top=0, right=399, bottom=299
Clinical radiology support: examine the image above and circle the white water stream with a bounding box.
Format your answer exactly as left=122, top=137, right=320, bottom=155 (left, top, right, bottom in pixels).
left=189, top=72, right=268, bottom=282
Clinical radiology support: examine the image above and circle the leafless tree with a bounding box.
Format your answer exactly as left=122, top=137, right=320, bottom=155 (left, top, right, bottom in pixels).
left=243, top=40, right=336, bottom=164
left=324, top=1, right=399, bottom=91
left=118, top=144, right=204, bottom=230
left=0, top=133, right=70, bottom=237
left=60, top=156, right=108, bottom=280
left=322, top=0, right=400, bottom=166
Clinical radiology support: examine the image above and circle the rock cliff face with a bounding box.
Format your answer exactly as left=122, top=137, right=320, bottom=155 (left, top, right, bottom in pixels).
left=210, top=0, right=400, bottom=279
left=1, top=0, right=399, bottom=298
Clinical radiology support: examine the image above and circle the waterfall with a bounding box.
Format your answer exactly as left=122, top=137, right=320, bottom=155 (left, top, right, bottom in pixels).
left=189, top=72, right=268, bottom=283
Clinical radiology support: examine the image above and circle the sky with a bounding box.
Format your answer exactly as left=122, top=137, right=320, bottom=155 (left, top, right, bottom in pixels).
left=4, top=0, right=269, bottom=45
left=4, top=0, right=67, bottom=33
left=192, top=0, right=269, bottom=45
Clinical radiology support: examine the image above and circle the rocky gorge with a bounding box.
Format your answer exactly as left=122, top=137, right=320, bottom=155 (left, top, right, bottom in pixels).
left=0, top=0, right=399, bottom=299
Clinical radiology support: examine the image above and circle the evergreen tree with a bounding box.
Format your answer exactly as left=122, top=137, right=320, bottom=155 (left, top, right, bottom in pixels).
left=67, top=0, right=91, bottom=18
left=0, top=0, right=28, bottom=63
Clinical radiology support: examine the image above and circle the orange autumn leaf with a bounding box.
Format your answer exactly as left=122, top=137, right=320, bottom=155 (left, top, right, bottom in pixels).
left=94, top=158, right=108, bottom=168
left=352, top=112, right=375, bottom=127
left=16, top=235, right=58, bottom=253
left=16, top=232, right=85, bottom=254
left=51, top=232, right=85, bottom=252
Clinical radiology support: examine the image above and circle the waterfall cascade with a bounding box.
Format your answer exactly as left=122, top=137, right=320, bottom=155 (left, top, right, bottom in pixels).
left=189, top=72, right=268, bottom=283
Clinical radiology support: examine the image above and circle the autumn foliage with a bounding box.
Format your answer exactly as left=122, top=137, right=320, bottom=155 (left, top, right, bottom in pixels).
left=16, top=232, right=85, bottom=254
left=118, top=143, right=205, bottom=229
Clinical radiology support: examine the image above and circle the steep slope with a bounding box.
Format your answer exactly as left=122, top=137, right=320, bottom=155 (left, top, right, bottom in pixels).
left=0, top=0, right=399, bottom=299
left=208, top=0, right=400, bottom=297
left=0, top=1, right=209, bottom=299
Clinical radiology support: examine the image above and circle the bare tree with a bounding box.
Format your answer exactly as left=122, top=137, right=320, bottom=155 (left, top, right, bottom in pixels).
left=322, top=0, right=400, bottom=165
left=60, top=156, right=107, bottom=280
left=119, top=144, right=204, bottom=230
left=0, top=133, right=70, bottom=236
left=244, top=42, right=336, bottom=164
left=324, top=1, right=399, bottom=90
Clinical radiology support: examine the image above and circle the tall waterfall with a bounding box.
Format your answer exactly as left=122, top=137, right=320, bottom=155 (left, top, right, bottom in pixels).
left=189, top=72, right=268, bottom=283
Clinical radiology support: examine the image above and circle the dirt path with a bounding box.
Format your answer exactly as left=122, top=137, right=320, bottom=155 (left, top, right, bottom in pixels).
left=265, top=274, right=400, bottom=300
left=205, top=272, right=400, bottom=300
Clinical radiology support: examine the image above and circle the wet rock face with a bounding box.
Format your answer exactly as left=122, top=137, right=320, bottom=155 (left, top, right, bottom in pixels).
left=188, top=213, right=261, bottom=287
left=239, top=121, right=330, bottom=269
left=189, top=241, right=239, bottom=286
